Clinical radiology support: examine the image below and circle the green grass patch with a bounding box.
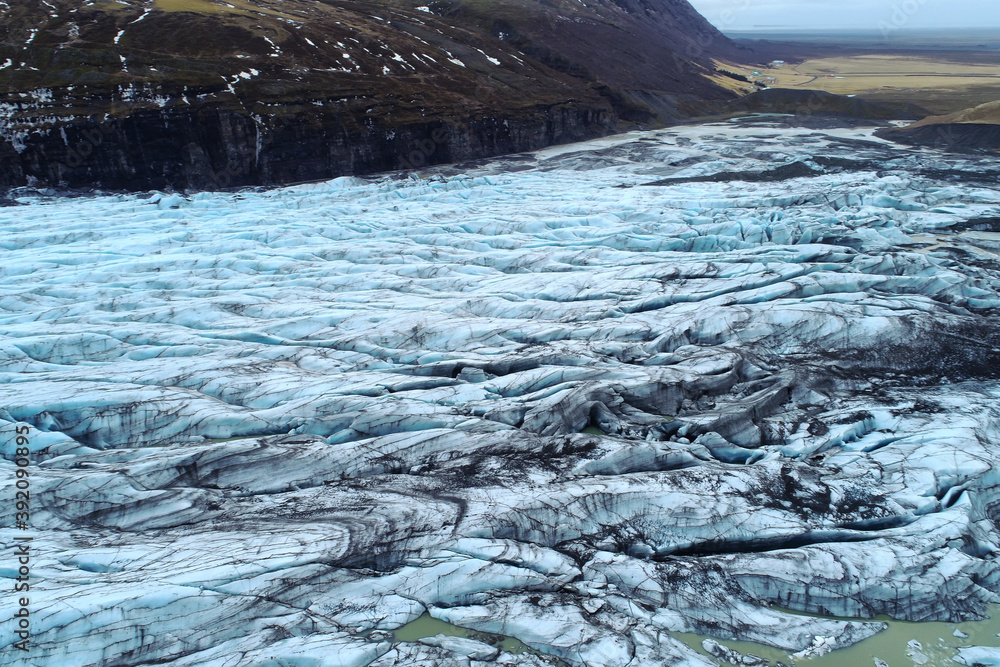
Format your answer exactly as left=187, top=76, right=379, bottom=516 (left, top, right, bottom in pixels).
left=153, top=0, right=302, bottom=20
left=153, top=0, right=254, bottom=17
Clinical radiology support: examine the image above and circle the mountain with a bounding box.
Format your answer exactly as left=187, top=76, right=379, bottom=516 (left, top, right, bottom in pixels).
left=876, top=100, right=1000, bottom=152
left=0, top=0, right=745, bottom=191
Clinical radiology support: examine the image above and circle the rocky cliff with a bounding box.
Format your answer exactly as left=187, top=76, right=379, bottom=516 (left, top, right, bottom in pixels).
left=0, top=0, right=744, bottom=191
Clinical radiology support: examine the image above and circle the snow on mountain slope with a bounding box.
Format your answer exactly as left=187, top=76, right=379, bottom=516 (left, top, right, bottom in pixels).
left=0, top=0, right=743, bottom=191
left=2, top=118, right=1000, bottom=665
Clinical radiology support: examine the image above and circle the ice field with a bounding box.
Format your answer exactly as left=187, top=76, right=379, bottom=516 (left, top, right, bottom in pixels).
left=2, top=118, right=1000, bottom=666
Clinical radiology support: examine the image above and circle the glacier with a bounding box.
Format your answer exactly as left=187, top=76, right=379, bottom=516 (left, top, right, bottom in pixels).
left=1, top=117, right=1000, bottom=666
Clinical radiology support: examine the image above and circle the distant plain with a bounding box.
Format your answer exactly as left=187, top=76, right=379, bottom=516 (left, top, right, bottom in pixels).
left=725, top=29, right=1000, bottom=114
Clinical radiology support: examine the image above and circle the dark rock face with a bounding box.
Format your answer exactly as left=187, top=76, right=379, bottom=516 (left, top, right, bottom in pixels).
left=725, top=89, right=929, bottom=122
left=0, top=0, right=741, bottom=191
left=0, top=102, right=614, bottom=191
left=877, top=123, right=1000, bottom=153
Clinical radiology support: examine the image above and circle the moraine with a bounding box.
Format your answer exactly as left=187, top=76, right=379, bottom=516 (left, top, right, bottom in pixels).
left=1, top=117, right=1000, bottom=666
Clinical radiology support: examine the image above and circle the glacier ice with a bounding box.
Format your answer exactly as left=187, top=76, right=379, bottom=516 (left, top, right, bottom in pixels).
left=1, top=119, right=1000, bottom=665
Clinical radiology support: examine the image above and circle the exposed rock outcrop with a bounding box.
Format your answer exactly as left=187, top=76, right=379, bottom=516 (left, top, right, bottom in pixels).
left=726, top=88, right=928, bottom=122
left=0, top=0, right=744, bottom=191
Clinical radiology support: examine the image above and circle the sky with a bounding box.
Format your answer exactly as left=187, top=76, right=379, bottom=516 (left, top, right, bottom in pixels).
left=686, top=0, right=1000, bottom=31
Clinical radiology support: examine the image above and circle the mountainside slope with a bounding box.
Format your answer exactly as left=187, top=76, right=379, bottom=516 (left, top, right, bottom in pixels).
left=906, top=100, right=1000, bottom=128
left=877, top=100, right=1000, bottom=152
left=0, top=0, right=744, bottom=190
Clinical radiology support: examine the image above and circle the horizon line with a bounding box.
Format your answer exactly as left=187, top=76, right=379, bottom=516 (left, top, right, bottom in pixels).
left=722, top=26, right=1000, bottom=32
